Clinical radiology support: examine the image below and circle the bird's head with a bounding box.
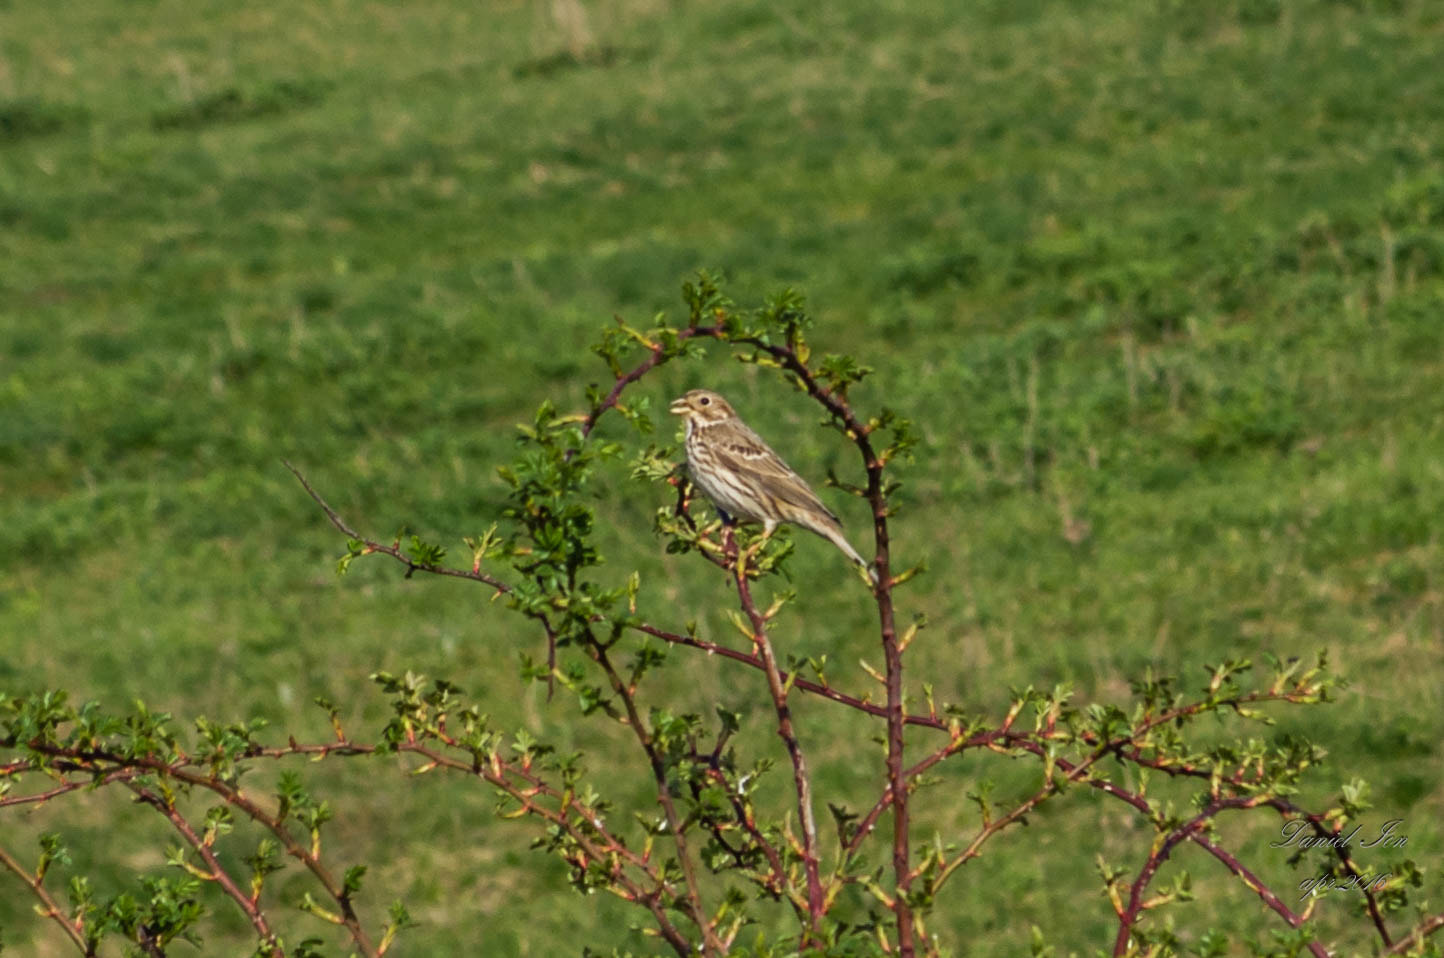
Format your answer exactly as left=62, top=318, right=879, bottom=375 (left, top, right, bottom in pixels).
left=669, top=389, right=736, bottom=425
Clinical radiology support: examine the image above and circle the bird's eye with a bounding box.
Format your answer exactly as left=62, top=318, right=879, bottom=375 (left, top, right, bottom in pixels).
left=699, top=397, right=710, bottom=405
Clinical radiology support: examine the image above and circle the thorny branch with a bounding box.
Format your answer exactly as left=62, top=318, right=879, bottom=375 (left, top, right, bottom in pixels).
left=727, top=526, right=826, bottom=939
left=586, top=637, right=726, bottom=956
left=724, top=327, right=918, bottom=954
left=4, top=730, right=697, bottom=958
left=11, top=294, right=1439, bottom=956
left=1188, top=828, right=1328, bottom=958
left=276, top=478, right=1429, bottom=958
left=126, top=782, right=284, bottom=956
left=274, top=306, right=1441, bottom=957
left=1110, top=798, right=1328, bottom=958
left=0, top=842, right=95, bottom=956
left=1387, top=914, right=1444, bottom=956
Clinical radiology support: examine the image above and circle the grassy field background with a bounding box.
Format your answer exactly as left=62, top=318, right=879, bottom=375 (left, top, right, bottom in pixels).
left=3, top=0, right=1443, bottom=953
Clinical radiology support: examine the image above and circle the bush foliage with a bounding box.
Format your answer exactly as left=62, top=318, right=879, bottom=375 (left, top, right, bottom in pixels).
left=5, top=281, right=1439, bottom=956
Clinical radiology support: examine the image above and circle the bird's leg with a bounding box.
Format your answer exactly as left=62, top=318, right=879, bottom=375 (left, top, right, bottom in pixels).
left=720, top=524, right=739, bottom=576
left=715, top=510, right=742, bottom=581
left=672, top=472, right=697, bottom=531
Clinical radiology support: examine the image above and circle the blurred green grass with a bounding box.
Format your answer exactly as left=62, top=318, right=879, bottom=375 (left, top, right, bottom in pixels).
left=3, top=0, right=1442, bottom=953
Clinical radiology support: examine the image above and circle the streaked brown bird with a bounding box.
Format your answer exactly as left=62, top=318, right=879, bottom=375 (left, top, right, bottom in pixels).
left=669, top=389, right=876, bottom=583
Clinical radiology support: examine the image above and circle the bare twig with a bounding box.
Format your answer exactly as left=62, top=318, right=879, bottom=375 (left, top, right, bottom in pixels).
left=282, top=460, right=512, bottom=593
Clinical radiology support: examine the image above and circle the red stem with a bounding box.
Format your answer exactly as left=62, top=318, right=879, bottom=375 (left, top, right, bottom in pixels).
left=1112, top=798, right=1328, bottom=958
left=588, top=639, right=725, bottom=956
left=729, top=527, right=827, bottom=940
left=127, top=783, right=283, bottom=955
left=724, top=331, right=916, bottom=954
left=272, top=319, right=1374, bottom=958
left=0, top=842, right=96, bottom=956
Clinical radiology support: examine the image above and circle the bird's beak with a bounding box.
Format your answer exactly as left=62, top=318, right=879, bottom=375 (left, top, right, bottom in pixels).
left=668, top=398, right=689, bottom=416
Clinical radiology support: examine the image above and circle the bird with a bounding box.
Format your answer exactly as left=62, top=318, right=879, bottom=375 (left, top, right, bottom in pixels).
left=669, top=389, right=876, bottom=584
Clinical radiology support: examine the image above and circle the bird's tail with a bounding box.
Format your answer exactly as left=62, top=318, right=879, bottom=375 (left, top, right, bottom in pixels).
left=816, top=526, right=878, bottom=586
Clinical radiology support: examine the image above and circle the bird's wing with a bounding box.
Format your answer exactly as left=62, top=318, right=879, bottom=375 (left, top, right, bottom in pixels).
left=710, top=421, right=841, bottom=524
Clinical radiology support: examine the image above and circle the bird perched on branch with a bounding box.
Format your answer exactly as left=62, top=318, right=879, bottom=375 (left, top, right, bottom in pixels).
left=669, top=389, right=876, bottom=584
